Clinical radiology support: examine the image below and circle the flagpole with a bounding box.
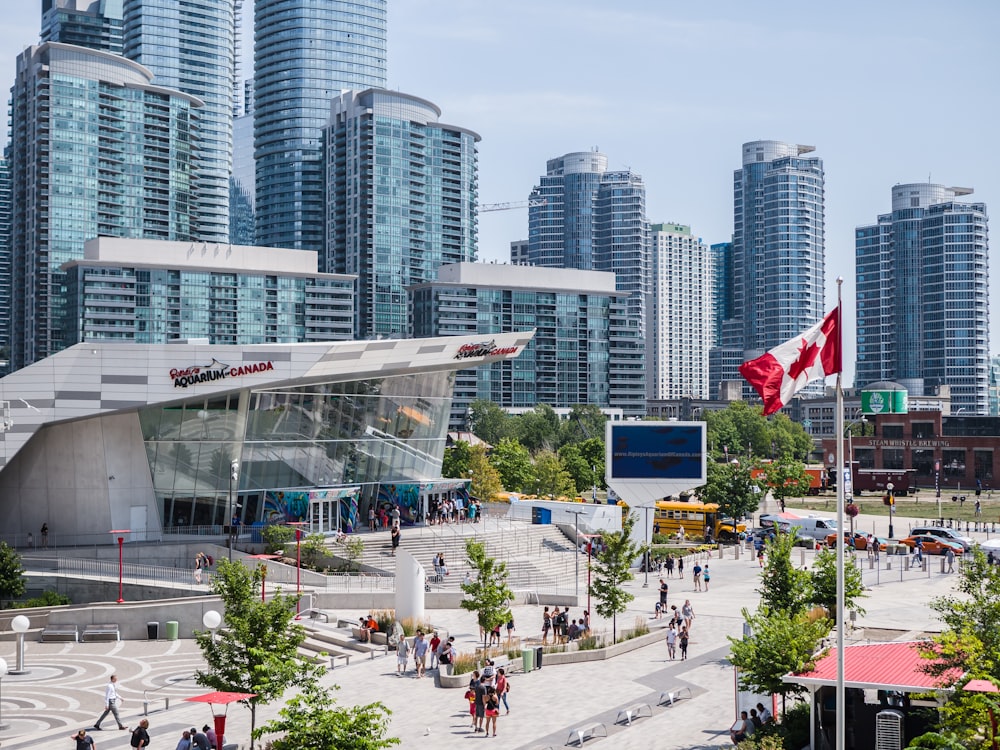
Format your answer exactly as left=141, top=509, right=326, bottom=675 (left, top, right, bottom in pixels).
left=834, top=278, right=845, bottom=750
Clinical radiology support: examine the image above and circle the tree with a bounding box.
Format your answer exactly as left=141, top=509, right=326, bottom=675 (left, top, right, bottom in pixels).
left=261, top=524, right=295, bottom=555
left=697, top=460, right=763, bottom=520
left=468, top=400, right=512, bottom=446
left=460, top=539, right=513, bottom=649
left=809, top=548, right=866, bottom=624
left=761, top=457, right=813, bottom=507
left=0, top=542, right=26, bottom=607
left=299, top=533, right=327, bottom=569
left=558, top=404, right=607, bottom=448
left=489, top=437, right=534, bottom=493
left=728, top=606, right=831, bottom=714
left=514, top=404, right=562, bottom=453
left=254, top=679, right=399, bottom=750
left=531, top=450, right=576, bottom=498
left=195, top=559, right=313, bottom=750
left=441, top=439, right=472, bottom=478
left=589, top=512, right=645, bottom=641
left=758, top=531, right=812, bottom=615
left=468, top=444, right=503, bottom=501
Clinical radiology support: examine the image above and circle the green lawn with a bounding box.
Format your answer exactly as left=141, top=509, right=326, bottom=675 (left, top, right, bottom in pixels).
left=783, top=492, right=1000, bottom=523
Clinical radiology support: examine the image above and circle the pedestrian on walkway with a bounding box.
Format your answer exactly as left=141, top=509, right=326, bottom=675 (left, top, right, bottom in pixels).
left=496, top=667, right=510, bottom=714
left=390, top=525, right=400, bottom=555
left=395, top=633, right=410, bottom=676
left=130, top=720, right=151, bottom=750
left=665, top=624, right=677, bottom=660
left=682, top=599, right=695, bottom=631
left=484, top=686, right=500, bottom=737
left=413, top=631, right=428, bottom=678
left=41, top=522, right=49, bottom=548
left=679, top=627, right=689, bottom=660
left=541, top=606, right=552, bottom=643
left=665, top=554, right=675, bottom=577
left=703, top=564, right=711, bottom=591
left=94, top=675, right=127, bottom=730
left=72, top=729, right=96, bottom=750
left=429, top=631, right=441, bottom=669
left=945, top=547, right=956, bottom=574
left=658, top=578, right=669, bottom=611
left=692, top=562, right=703, bottom=591
left=677, top=556, right=684, bottom=579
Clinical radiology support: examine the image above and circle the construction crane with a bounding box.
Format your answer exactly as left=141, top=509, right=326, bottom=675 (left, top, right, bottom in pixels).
left=478, top=198, right=547, bottom=213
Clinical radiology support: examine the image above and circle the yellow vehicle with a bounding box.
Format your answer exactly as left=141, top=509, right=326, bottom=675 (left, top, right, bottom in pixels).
left=653, top=500, right=746, bottom=542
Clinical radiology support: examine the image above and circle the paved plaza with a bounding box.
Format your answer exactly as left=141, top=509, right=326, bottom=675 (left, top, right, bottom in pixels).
left=0, top=508, right=982, bottom=750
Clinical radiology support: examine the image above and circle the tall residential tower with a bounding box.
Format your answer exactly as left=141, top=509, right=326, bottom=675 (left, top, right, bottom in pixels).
left=254, top=0, right=387, bottom=251
left=856, top=183, right=989, bottom=413
left=324, top=89, right=479, bottom=340
left=710, top=141, right=825, bottom=396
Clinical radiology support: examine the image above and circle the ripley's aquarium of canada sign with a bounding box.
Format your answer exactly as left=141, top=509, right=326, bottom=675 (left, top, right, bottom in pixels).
left=170, top=358, right=275, bottom=388
left=454, top=340, right=518, bottom=360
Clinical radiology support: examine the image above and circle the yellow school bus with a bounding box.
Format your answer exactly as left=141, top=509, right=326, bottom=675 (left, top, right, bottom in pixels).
left=653, top=500, right=745, bottom=541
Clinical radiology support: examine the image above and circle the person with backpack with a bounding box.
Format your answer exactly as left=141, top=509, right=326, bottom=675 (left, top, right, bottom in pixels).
left=496, top=667, right=510, bottom=714
left=130, top=721, right=151, bottom=750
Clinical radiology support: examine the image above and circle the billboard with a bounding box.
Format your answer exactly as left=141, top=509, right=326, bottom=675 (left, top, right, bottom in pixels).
left=861, top=389, right=908, bottom=415
left=606, top=421, right=706, bottom=484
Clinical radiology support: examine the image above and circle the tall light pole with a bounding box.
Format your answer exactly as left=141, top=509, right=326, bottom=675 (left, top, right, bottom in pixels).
left=228, top=459, right=239, bottom=562
left=886, top=482, right=895, bottom=539
left=288, top=521, right=307, bottom=614
left=591, top=465, right=597, bottom=503
left=109, top=529, right=130, bottom=603
left=568, top=510, right=586, bottom=603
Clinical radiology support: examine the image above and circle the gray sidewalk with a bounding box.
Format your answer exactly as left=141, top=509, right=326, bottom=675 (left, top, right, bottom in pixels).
left=0, top=509, right=966, bottom=750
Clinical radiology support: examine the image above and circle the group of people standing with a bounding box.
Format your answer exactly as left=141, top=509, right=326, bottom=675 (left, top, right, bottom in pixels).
left=464, top=661, right=510, bottom=737
left=541, top=606, right=590, bottom=643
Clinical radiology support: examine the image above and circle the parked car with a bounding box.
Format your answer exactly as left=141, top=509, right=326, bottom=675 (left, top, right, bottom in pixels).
left=824, top=531, right=888, bottom=551
left=908, top=526, right=973, bottom=551
left=898, top=535, right=965, bottom=556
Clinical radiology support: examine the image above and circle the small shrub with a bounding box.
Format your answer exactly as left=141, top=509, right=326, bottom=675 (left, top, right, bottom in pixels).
left=261, top=524, right=295, bottom=554
left=16, top=590, right=70, bottom=607
left=373, top=608, right=395, bottom=635
left=576, top=634, right=601, bottom=651
left=631, top=616, right=649, bottom=637
left=399, top=616, right=433, bottom=636
left=343, top=535, right=364, bottom=571
left=451, top=651, right=477, bottom=676
left=542, top=643, right=566, bottom=654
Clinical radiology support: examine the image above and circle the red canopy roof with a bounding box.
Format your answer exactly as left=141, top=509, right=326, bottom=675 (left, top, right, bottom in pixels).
left=185, top=692, right=257, bottom=705
left=786, top=642, right=961, bottom=693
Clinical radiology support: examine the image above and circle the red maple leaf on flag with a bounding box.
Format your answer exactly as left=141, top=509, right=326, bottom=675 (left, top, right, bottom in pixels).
left=787, top=338, right=820, bottom=380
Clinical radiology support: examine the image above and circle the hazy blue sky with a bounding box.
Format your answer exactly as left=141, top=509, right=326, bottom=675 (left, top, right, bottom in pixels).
left=3, top=1, right=999, bottom=385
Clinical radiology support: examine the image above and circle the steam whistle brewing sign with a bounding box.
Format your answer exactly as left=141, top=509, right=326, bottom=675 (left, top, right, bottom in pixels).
left=170, top=358, right=274, bottom=388
left=454, top=340, right=518, bottom=360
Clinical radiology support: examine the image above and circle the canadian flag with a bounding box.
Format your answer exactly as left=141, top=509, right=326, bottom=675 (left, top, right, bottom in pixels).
left=738, top=307, right=842, bottom=416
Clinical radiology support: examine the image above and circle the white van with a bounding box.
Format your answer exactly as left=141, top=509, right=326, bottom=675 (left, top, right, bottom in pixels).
left=783, top=516, right=838, bottom=541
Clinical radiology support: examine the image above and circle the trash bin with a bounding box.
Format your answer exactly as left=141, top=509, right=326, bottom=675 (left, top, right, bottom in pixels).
left=146, top=622, right=159, bottom=641
left=165, top=620, right=179, bottom=640
left=521, top=648, right=534, bottom=673
left=534, top=645, right=543, bottom=670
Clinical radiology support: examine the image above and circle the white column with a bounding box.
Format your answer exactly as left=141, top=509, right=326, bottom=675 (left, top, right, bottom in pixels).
left=394, top=548, right=426, bottom=623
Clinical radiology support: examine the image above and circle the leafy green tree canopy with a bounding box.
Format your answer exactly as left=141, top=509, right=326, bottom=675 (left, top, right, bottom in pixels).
left=758, top=530, right=812, bottom=615
left=589, top=512, right=646, bottom=640
left=531, top=450, right=576, bottom=498
left=460, top=539, right=514, bottom=648
left=809, top=548, right=866, bottom=625
left=441, top=439, right=472, bottom=479
left=489, top=437, right=534, bottom=493
left=0, top=542, right=26, bottom=607
left=697, top=460, right=763, bottom=520
left=468, top=444, right=503, bottom=500
left=762, top=457, right=814, bottom=507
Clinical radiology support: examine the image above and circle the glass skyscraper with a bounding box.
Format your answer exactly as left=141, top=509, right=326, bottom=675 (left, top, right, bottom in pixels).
left=527, top=151, right=651, bottom=341
left=856, top=184, right=990, bottom=413
left=711, top=140, right=825, bottom=398
left=411, top=263, right=646, bottom=427
left=41, top=0, right=124, bottom=53
left=255, top=0, right=387, bottom=251
left=324, top=89, right=479, bottom=340
left=9, top=43, right=200, bottom=369
left=122, top=0, right=239, bottom=244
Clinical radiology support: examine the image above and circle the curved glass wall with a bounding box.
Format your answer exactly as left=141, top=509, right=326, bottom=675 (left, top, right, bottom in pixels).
left=140, top=370, right=455, bottom=529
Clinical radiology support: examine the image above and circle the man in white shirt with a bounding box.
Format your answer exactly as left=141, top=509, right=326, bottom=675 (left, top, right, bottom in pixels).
left=94, top=675, right=127, bottom=730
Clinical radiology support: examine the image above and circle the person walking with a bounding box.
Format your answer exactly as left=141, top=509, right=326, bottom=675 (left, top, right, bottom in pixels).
left=541, top=606, right=552, bottom=644
left=702, top=564, right=711, bottom=591
left=665, top=624, right=677, bottom=660
left=677, top=556, right=684, bottom=579
left=682, top=599, right=695, bottom=631
left=390, top=524, right=400, bottom=556
left=413, top=630, right=428, bottom=678
left=658, top=578, right=669, bottom=612
left=94, top=675, right=127, bottom=730
left=429, top=631, right=441, bottom=669
left=665, top=554, right=675, bottom=578
left=130, top=720, right=151, bottom=750
left=679, top=627, right=689, bottom=660
left=945, top=547, right=956, bottom=574
left=484, top=686, right=500, bottom=737
left=395, top=632, right=410, bottom=676
left=496, top=667, right=510, bottom=714
left=368, top=505, right=376, bottom=531
left=692, top=562, right=703, bottom=591
left=41, top=522, right=49, bottom=548
left=72, top=729, right=96, bottom=750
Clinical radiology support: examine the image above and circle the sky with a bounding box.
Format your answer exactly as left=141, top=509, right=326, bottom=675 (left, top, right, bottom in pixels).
left=3, top=0, right=999, bottom=387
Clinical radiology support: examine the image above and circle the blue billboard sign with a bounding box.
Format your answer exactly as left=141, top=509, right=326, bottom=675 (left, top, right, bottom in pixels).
left=606, top=422, right=706, bottom=482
